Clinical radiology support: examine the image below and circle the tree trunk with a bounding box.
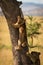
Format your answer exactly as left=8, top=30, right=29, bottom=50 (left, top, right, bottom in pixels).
left=0, top=0, right=29, bottom=65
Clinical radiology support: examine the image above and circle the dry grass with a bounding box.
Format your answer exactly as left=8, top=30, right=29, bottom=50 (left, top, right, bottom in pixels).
left=0, top=16, right=13, bottom=65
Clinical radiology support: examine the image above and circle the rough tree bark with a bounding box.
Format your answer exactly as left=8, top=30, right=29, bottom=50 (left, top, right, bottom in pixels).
left=0, top=0, right=29, bottom=65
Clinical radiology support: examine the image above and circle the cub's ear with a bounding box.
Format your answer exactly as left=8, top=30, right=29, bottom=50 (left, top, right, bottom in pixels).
left=31, top=51, right=41, bottom=55
left=38, top=52, right=41, bottom=55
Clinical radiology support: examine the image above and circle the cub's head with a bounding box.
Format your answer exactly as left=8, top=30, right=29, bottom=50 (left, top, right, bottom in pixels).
left=31, top=51, right=40, bottom=59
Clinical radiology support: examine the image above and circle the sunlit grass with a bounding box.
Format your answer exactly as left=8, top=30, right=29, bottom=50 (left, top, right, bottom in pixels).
left=0, top=43, right=12, bottom=50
